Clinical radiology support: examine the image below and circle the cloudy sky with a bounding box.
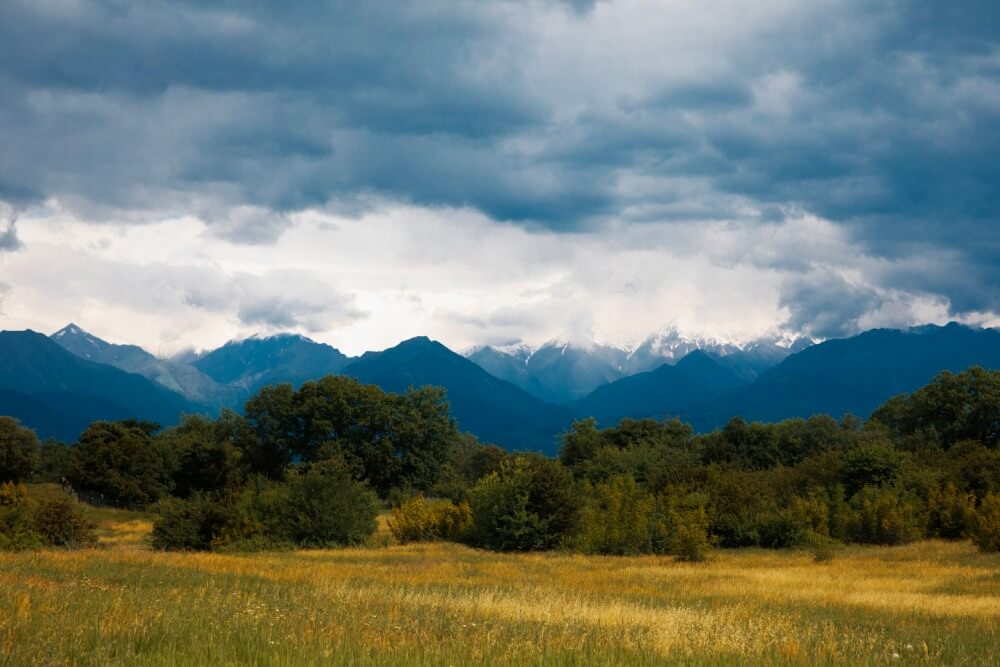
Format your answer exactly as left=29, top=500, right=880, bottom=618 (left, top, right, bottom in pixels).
left=0, top=0, right=997, bottom=356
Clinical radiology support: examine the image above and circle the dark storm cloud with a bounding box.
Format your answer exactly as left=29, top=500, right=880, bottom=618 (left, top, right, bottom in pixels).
left=179, top=270, right=366, bottom=332
left=0, top=0, right=997, bottom=327
left=779, top=273, right=882, bottom=339
left=0, top=204, right=22, bottom=251
left=0, top=221, right=21, bottom=252
left=236, top=295, right=350, bottom=332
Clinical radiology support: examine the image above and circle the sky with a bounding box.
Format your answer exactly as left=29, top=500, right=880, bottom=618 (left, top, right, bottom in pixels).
left=0, top=0, right=997, bottom=356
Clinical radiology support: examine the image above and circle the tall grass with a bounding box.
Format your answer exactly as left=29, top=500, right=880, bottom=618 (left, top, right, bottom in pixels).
left=1, top=509, right=998, bottom=666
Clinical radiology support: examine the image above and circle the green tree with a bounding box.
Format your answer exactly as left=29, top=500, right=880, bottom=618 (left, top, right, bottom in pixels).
left=840, top=442, right=907, bottom=496
left=926, top=482, right=975, bottom=539
left=871, top=368, right=1000, bottom=449
left=848, top=486, right=923, bottom=545
left=0, top=416, right=40, bottom=483
left=70, top=421, right=170, bottom=507
left=970, top=492, right=1000, bottom=553
left=241, top=383, right=300, bottom=478
left=275, top=459, right=379, bottom=547
left=573, top=475, right=657, bottom=555
left=468, top=456, right=581, bottom=551
left=242, top=376, right=460, bottom=495
left=156, top=415, right=244, bottom=498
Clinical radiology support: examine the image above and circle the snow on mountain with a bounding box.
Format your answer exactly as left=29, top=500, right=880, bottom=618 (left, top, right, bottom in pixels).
left=467, top=329, right=816, bottom=402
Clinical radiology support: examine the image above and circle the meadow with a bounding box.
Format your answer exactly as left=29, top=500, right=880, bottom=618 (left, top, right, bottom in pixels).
left=0, top=506, right=998, bottom=666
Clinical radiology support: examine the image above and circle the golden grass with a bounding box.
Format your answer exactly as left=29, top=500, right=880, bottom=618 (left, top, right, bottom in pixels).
left=1, top=516, right=997, bottom=666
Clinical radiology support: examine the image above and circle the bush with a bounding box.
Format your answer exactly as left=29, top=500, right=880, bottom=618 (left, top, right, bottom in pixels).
left=841, top=442, right=907, bottom=496
left=660, top=495, right=712, bottom=562
left=388, top=495, right=472, bottom=544
left=467, top=457, right=580, bottom=552
left=152, top=460, right=380, bottom=551
left=848, top=486, right=924, bottom=545
left=755, top=490, right=839, bottom=549
left=151, top=494, right=240, bottom=551
left=568, top=478, right=712, bottom=560
left=807, top=533, right=840, bottom=562
left=971, top=493, right=1000, bottom=553
left=278, top=459, right=379, bottom=547
left=0, top=417, right=40, bottom=483
left=926, top=482, right=976, bottom=539
left=32, top=494, right=95, bottom=547
left=0, top=482, right=95, bottom=550
left=70, top=421, right=170, bottom=507
left=573, top=476, right=658, bottom=555
left=756, top=509, right=810, bottom=549
left=0, top=482, right=41, bottom=550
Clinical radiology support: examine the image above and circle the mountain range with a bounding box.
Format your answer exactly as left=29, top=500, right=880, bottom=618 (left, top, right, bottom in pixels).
left=0, top=330, right=200, bottom=442
left=0, top=321, right=996, bottom=453
left=466, top=330, right=812, bottom=404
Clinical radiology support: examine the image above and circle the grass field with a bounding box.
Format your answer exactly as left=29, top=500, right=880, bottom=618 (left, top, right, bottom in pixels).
left=1, top=504, right=998, bottom=666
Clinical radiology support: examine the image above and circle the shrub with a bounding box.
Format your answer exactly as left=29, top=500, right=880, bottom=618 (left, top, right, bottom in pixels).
left=841, top=442, right=907, bottom=496
left=0, top=417, right=41, bottom=483
left=755, top=490, right=839, bottom=549
left=569, top=479, right=711, bottom=560
left=848, top=486, right=924, bottom=545
left=572, top=476, right=658, bottom=555
left=926, top=482, right=976, bottom=539
left=666, top=502, right=712, bottom=562
left=70, top=421, right=170, bottom=507
left=756, top=509, right=810, bottom=549
left=467, top=457, right=580, bottom=552
left=467, top=465, right=541, bottom=551
left=0, top=482, right=95, bottom=550
left=32, top=494, right=95, bottom=547
left=151, top=494, right=239, bottom=551
left=706, top=470, right=772, bottom=547
left=807, top=533, right=840, bottom=562
left=278, top=459, right=379, bottom=547
left=152, top=460, right=380, bottom=551
left=0, top=482, right=42, bottom=550
left=388, top=495, right=472, bottom=544
left=971, top=493, right=1000, bottom=553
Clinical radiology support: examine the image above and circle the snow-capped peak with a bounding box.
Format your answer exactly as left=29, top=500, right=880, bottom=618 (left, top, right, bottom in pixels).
left=52, top=323, right=103, bottom=348
left=243, top=332, right=312, bottom=344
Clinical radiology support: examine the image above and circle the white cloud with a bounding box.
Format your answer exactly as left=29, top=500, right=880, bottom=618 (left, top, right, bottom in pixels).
left=0, top=199, right=975, bottom=356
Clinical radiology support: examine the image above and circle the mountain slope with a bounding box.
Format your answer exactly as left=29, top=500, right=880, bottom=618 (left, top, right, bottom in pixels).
left=192, top=334, right=352, bottom=392
left=624, top=329, right=812, bottom=376
left=468, top=342, right=627, bottom=403
left=51, top=324, right=241, bottom=408
left=345, top=337, right=578, bottom=453
left=575, top=350, right=749, bottom=425
left=695, top=323, right=1000, bottom=429
left=468, top=331, right=810, bottom=403
left=0, top=330, right=201, bottom=440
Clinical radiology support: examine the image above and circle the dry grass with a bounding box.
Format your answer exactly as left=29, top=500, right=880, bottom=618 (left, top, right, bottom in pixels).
left=0, top=510, right=997, bottom=666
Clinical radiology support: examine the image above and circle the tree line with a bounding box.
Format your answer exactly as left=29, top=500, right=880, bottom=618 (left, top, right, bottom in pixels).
left=2, top=368, right=999, bottom=556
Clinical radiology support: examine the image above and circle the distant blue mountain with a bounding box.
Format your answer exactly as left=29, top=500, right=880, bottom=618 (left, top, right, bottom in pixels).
left=5, top=321, right=997, bottom=449
left=0, top=330, right=201, bottom=441
left=467, top=342, right=628, bottom=403
left=191, top=333, right=352, bottom=392
left=574, top=350, right=749, bottom=426
left=467, top=331, right=810, bottom=404
left=344, top=337, right=578, bottom=454
left=51, top=324, right=242, bottom=408
left=688, top=323, right=1000, bottom=429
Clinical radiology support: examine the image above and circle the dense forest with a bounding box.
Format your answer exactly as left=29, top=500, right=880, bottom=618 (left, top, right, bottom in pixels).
left=2, top=368, right=999, bottom=557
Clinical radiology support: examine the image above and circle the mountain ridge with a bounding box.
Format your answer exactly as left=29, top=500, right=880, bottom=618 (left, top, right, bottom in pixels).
left=344, top=336, right=578, bottom=453
left=0, top=330, right=203, bottom=441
